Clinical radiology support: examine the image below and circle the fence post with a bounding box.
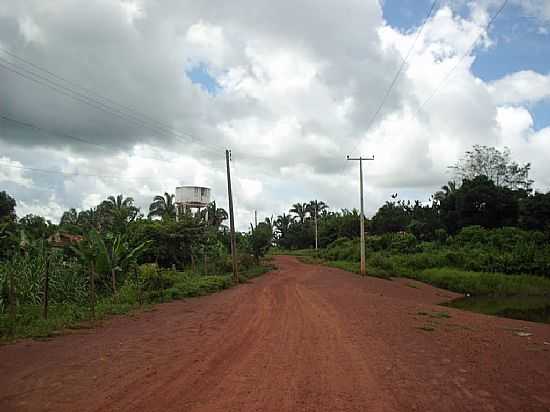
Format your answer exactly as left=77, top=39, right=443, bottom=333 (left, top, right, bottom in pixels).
left=8, top=263, right=16, bottom=336
left=90, top=261, right=96, bottom=321
left=43, top=255, right=49, bottom=320
left=135, top=266, right=142, bottom=306
left=158, top=266, right=164, bottom=303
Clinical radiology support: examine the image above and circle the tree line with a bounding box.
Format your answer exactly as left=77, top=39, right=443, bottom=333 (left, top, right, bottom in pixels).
left=270, top=145, right=550, bottom=250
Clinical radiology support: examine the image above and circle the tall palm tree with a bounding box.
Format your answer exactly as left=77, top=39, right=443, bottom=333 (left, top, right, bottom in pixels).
left=148, top=192, right=176, bottom=221
left=274, top=213, right=294, bottom=237
left=307, top=200, right=329, bottom=219
left=433, top=181, right=458, bottom=206
left=307, top=200, right=328, bottom=251
left=290, top=203, right=308, bottom=223
left=203, top=201, right=228, bottom=228
left=101, top=194, right=139, bottom=233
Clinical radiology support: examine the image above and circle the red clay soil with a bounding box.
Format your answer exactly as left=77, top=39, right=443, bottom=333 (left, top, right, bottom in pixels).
left=1, top=256, right=550, bottom=412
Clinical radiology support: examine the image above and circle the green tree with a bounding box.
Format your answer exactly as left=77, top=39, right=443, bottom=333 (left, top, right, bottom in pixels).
left=202, top=201, right=228, bottom=228
left=290, top=202, right=308, bottom=223
left=95, top=233, right=151, bottom=293
left=0, top=191, right=16, bottom=223
left=370, top=201, right=412, bottom=234
left=247, top=222, right=273, bottom=263
left=307, top=200, right=328, bottom=220
left=18, top=214, right=53, bottom=240
left=101, top=194, right=140, bottom=233
left=438, top=175, right=524, bottom=233
left=450, top=145, right=533, bottom=191
left=519, top=191, right=550, bottom=232
left=148, top=192, right=176, bottom=221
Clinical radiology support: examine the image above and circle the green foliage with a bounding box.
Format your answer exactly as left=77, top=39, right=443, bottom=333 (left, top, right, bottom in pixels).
left=519, top=191, right=550, bottom=232
left=411, top=268, right=550, bottom=296
left=0, top=251, right=87, bottom=312
left=247, top=222, right=273, bottom=262
left=0, top=191, right=16, bottom=223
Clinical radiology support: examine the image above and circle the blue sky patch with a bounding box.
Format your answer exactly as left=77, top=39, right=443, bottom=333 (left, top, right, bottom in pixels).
left=186, top=63, right=221, bottom=95
left=382, top=1, right=550, bottom=130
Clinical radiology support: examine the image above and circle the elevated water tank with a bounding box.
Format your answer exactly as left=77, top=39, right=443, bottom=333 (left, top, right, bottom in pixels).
left=175, top=186, right=211, bottom=208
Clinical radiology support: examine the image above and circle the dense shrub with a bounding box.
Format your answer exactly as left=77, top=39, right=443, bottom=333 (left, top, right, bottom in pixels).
left=319, top=226, right=550, bottom=279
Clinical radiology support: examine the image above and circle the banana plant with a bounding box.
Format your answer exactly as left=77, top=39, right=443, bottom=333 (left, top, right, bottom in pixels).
left=101, top=234, right=151, bottom=294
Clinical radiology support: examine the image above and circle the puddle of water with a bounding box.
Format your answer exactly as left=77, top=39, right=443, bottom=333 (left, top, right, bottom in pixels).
left=443, top=295, right=550, bottom=324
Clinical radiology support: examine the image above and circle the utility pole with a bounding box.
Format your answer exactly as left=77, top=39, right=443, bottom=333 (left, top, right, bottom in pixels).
left=347, top=155, right=374, bottom=276
left=313, top=201, right=318, bottom=253
left=226, top=149, right=238, bottom=283
left=254, top=210, right=257, bottom=228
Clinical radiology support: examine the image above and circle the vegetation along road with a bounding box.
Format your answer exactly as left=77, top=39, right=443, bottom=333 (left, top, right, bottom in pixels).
left=1, top=256, right=550, bottom=412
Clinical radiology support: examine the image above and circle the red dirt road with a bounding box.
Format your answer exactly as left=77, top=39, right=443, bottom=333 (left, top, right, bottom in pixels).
left=1, top=256, right=550, bottom=412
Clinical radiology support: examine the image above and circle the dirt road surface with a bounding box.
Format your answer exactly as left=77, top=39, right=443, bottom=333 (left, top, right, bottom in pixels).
left=1, top=256, right=550, bottom=412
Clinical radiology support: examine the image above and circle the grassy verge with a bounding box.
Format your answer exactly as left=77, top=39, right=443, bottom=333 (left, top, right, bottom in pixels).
left=296, top=250, right=550, bottom=296
left=297, top=255, right=392, bottom=279
left=1, top=262, right=273, bottom=343
left=409, top=267, right=550, bottom=296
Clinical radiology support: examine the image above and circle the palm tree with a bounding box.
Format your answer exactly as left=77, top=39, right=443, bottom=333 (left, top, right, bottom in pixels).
left=275, top=213, right=294, bottom=237
left=203, top=201, right=228, bottom=228
left=433, top=181, right=458, bottom=206
left=101, top=194, right=139, bottom=233
left=307, top=200, right=328, bottom=251
left=307, top=200, right=328, bottom=219
left=148, top=192, right=176, bottom=221
left=290, top=203, right=308, bottom=223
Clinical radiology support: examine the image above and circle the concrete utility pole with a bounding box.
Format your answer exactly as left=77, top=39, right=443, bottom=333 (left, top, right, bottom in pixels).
left=254, top=210, right=257, bottom=228
left=226, top=149, right=238, bottom=283
left=347, top=155, right=374, bottom=276
left=313, top=201, right=318, bottom=252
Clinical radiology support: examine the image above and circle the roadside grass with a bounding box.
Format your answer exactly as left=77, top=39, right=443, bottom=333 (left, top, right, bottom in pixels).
left=409, top=267, right=550, bottom=297
left=1, top=263, right=273, bottom=343
left=296, top=255, right=392, bottom=280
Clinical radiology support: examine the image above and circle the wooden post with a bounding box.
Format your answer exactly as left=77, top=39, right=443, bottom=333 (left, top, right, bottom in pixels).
left=226, top=149, right=238, bottom=283
left=158, top=266, right=164, bottom=303
left=90, top=261, right=96, bottom=320
left=135, top=266, right=142, bottom=306
left=43, top=255, right=50, bottom=320
left=8, top=263, right=16, bottom=336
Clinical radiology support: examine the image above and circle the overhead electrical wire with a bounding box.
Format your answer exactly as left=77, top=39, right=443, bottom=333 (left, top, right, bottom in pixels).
left=0, top=47, right=188, bottom=135
left=0, top=51, right=225, bottom=155
left=0, top=113, right=212, bottom=165
left=418, top=0, right=509, bottom=110
left=0, top=160, right=166, bottom=182
left=351, top=0, right=438, bottom=153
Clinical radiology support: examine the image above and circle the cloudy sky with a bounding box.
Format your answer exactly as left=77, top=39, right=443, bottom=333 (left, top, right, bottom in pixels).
left=1, top=0, right=550, bottom=229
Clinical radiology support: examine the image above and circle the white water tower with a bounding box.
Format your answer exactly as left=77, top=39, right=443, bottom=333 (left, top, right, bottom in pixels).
left=175, top=185, right=211, bottom=220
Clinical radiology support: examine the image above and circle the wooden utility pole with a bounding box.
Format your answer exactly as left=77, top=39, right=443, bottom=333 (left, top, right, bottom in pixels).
left=226, top=149, right=238, bottom=283
left=254, top=210, right=257, bottom=228
left=347, top=155, right=374, bottom=276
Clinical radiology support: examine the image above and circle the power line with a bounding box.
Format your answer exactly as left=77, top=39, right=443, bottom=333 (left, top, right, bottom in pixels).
left=0, top=161, right=158, bottom=181
left=0, top=113, right=224, bottom=165
left=1, top=114, right=108, bottom=151
left=0, top=46, right=186, bottom=135
left=0, top=53, right=224, bottom=154
left=418, top=0, right=509, bottom=110
left=352, top=0, right=438, bottom=153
